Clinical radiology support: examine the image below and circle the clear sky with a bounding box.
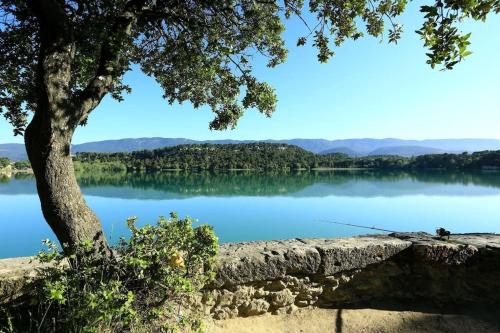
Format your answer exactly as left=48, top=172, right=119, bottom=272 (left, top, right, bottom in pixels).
left=1, top=3, right=500, bottom=144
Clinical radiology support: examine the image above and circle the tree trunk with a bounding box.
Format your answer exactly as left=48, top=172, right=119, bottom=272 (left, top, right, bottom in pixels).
left=25, top=111, right=112, bottom=257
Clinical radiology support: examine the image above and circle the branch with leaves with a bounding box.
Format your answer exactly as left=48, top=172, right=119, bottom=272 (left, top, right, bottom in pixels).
left=0, top=0, right=498, bottom=136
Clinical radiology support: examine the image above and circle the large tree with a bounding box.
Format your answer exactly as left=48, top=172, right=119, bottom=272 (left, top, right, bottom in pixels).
left=0, top=0, right=498, bottom=256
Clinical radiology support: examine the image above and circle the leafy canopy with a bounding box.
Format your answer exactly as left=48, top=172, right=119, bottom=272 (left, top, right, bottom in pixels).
left=1, top=0, right=498, bottom=135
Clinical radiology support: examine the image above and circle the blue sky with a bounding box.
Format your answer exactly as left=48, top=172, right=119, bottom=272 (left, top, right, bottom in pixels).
left=1, top=3, right=500, bottom=144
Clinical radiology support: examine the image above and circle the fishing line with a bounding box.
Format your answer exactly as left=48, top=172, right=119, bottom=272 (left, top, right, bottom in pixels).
left=316, top=219, right=398, bottom=233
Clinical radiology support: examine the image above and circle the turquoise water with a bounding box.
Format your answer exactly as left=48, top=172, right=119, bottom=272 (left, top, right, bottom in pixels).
left=1, top=170, right=500, bottom=258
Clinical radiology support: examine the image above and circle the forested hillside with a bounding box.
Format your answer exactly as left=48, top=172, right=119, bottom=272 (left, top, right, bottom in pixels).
left=411, top=151, right=500, bottom=170
left=74, top=143, right=410, bottom=171
left=73, top=143, right=500, bottom=172
left=75, top=143, right=328, bottom=171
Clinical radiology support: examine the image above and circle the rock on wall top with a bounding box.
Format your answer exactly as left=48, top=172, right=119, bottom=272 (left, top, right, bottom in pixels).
left=214, top=235, right=412, bottom=287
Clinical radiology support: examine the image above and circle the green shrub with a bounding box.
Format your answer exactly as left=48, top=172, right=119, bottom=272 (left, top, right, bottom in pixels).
left=13, top=161, right=30, bottom=170
left=16, top=213, right=218, bottom=333
left=73, top=160, right=127, bottom=173
left=0, top=157, right=10, bottom=169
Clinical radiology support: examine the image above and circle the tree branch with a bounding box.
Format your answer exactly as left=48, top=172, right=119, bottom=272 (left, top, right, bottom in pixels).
left=28, top=0, right=75, bottom=119
left=72, top=0, right=147, bottom=127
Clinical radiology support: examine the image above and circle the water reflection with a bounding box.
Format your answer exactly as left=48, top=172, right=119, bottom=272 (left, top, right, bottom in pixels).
left=2, top=170, right=500, bottom=199
left=2, top=170, right=500, bottom=258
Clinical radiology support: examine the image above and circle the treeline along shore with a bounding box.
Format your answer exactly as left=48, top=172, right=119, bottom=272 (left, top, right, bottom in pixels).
left=3, top=143, right=500, bottom=173
left=73, top=143, right=500, bottom=172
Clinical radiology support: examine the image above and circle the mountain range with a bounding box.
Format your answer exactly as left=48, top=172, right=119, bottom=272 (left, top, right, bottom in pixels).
left=3, top=138, right=500, bottom=161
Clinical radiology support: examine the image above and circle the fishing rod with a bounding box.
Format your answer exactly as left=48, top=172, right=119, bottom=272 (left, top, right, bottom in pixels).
left=319, top=220, right=453, bottom=239
left=317, top=219, right=398, bottom=233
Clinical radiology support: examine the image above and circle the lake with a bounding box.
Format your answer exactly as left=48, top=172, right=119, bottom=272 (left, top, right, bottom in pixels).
left=1, top=170, right=500, bottom=258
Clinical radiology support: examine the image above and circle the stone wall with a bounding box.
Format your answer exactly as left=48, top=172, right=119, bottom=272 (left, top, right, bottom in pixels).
left=1, top=233, right=499, bottom=319
left=202, top=233, right=500, bottom=319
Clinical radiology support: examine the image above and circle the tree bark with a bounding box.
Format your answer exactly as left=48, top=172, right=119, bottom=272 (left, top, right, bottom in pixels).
left=22, top=0, right=143, bottom=258
left=25, top=111, right=112, bottom=257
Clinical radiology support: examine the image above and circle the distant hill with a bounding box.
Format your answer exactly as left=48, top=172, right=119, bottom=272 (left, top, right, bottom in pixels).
left=321, top=144, right=447, bottom=157
left=72, top=138, right=202, bottom=153
left=316, top=138, right=500, bottom=155
left=319, top=146, right=362, bottom=157
left=367, top=145, right=447, bottom=157
left=3, top=138, right=500, bottom=160
left=75, top=143, right=323, bottom=171
left=0, top=144, right=29, bottom=161
left=72, top=138, right=353, bottom=154
left=70, top=138, right=500, bottom=155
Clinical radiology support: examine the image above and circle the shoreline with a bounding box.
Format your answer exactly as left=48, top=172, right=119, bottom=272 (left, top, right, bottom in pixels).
left=2, top=166, right=500, bottom=178
left=0, top=167, right=33, bottom=177
left=1, top=166, right=372, bottom=177
left=4, top=163, right=500, bottom=175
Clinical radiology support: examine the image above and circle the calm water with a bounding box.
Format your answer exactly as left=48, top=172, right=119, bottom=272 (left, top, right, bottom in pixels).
left=1, top=170, right=500, bottom=258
